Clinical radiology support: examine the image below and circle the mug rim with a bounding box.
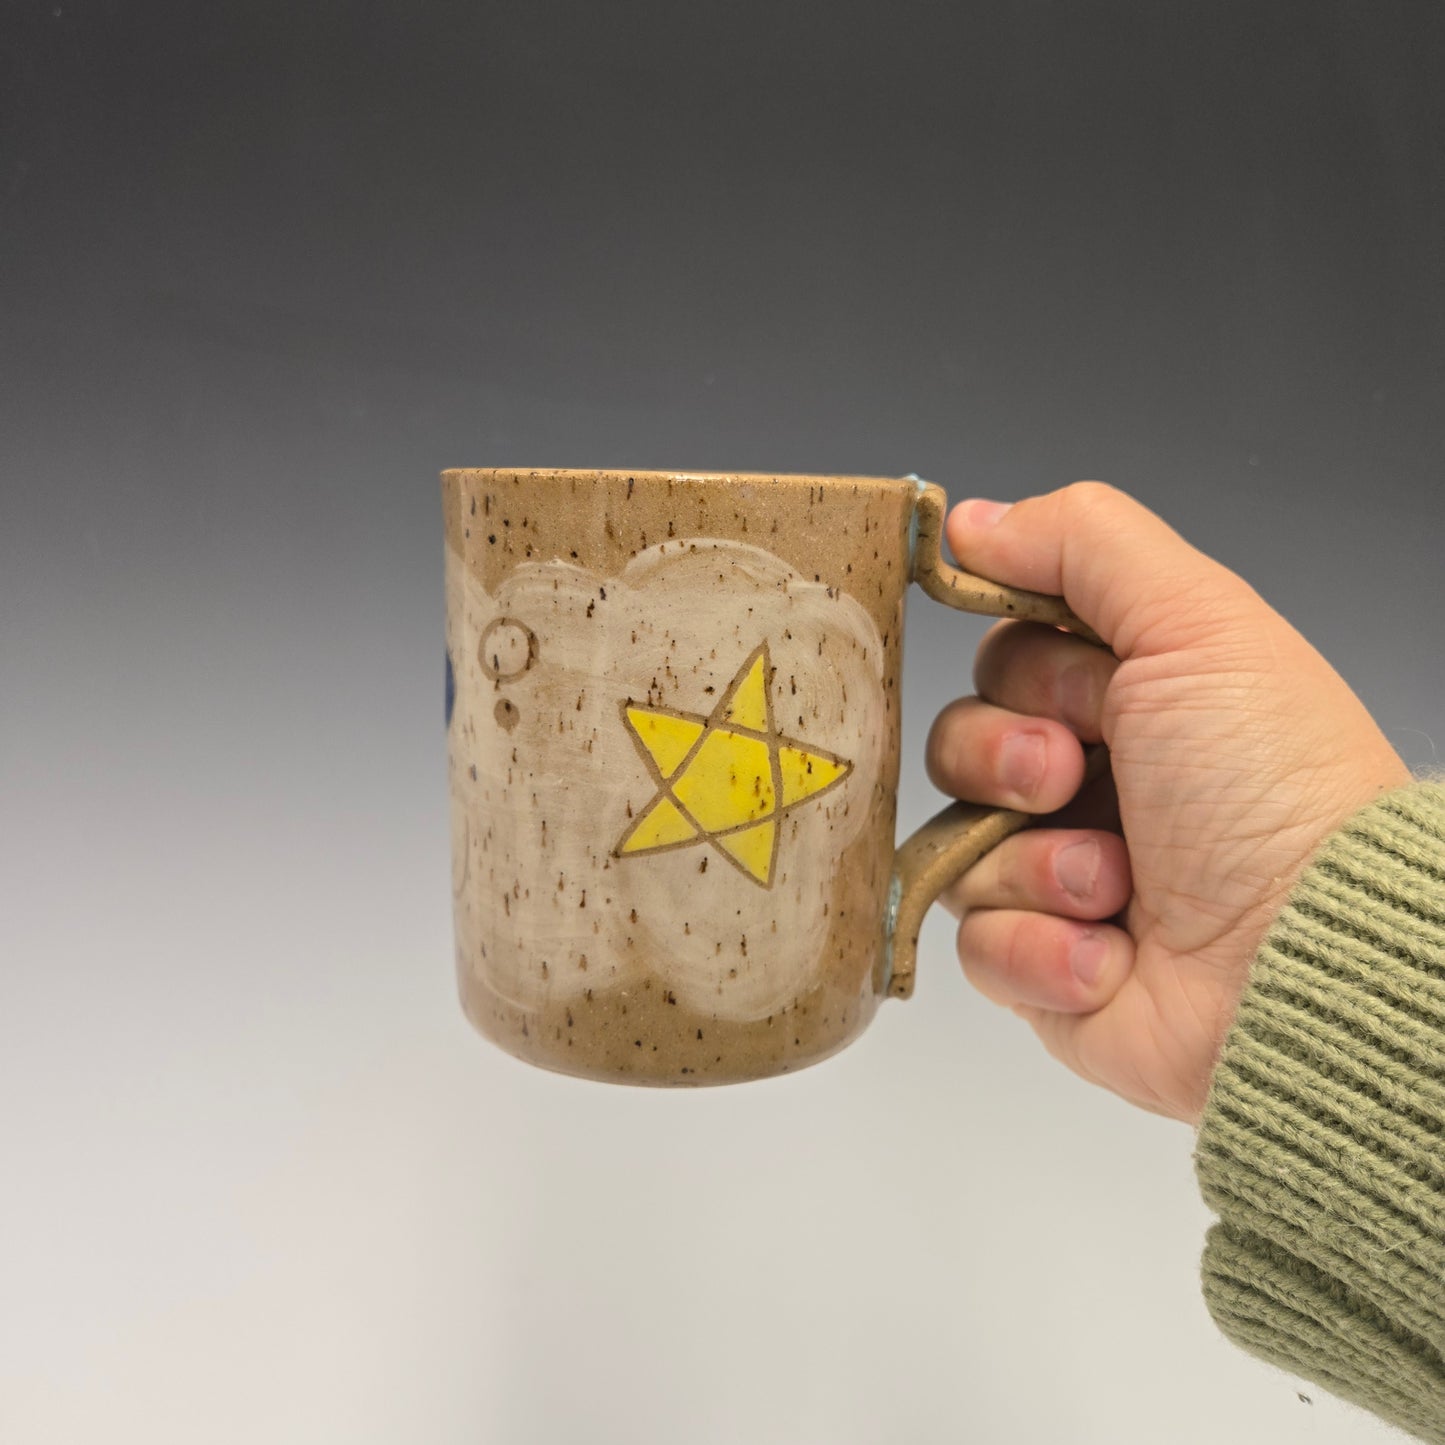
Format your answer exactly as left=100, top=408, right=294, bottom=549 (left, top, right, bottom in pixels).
left=441, top=466, right=920, bottom=492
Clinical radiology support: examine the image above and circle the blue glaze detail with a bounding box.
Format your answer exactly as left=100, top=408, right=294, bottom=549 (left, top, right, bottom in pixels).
left=904, top=473, right=930, bottom=576
left=445, top=649, right=456, bottom=727
left=880, top=871, right=903, bottom=994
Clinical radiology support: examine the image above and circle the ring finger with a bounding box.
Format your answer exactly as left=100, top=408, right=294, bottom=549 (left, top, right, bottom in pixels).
left=939, top=827, right=1132, bottom=921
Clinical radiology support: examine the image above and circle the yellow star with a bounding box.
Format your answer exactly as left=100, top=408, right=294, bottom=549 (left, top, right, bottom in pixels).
left=614, top=643, right=853, bottom=886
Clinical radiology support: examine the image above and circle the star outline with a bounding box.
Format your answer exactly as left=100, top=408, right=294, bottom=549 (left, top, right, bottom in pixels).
left=613, top=642, right=854, bottom=887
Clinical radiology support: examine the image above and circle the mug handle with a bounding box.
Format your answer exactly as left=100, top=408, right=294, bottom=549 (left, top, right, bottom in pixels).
left=885, top=482, right=1111, bottom=999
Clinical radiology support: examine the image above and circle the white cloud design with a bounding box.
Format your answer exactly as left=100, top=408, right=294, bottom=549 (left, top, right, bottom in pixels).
left=447, top=538, right=886, bottom=1021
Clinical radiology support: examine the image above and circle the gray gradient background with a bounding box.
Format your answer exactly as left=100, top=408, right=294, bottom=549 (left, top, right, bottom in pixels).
left=2, top=3, right=1442, bottom=1442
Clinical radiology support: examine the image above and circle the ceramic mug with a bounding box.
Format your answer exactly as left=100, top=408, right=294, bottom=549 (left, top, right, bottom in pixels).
left=442, top=469, right=1101, bottom=1084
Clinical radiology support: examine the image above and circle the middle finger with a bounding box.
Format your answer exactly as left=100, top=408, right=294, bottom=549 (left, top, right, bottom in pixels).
left=974, top=620, right=1119, bottom=741
left=925, top=697, right=1087, bottom=814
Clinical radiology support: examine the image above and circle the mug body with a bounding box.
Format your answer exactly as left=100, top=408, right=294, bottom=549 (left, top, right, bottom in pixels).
left=443, top=469, right=916, bottom=1083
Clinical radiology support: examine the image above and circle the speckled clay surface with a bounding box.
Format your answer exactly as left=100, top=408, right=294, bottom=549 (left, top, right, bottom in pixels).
left=442, top=468, right=1094, bottom=1085
left=443, top=469, right=918, bottom=1084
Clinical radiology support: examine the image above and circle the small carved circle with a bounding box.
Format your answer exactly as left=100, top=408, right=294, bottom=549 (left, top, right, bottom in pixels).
left=494, top=698, right=520, bottom=731
left=479, top=617, right=537, bottom=681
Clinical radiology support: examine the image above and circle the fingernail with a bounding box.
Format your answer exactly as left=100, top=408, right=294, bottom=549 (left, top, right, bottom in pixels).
left=1071, top=932, right=1109, bottom=987
left=962, top=499, right=1013, bottom=528
left=1056, top=839, right=1100, bottom=900
left=999, top=732, right=1045, bottom=800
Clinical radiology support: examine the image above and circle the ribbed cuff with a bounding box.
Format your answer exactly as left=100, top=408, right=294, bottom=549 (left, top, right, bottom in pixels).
left=1194, top=780, right=1445, bottom=1443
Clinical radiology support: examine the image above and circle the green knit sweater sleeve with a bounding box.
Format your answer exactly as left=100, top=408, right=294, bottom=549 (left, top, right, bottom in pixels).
left=1194, top=779, right=1445, bottom=1441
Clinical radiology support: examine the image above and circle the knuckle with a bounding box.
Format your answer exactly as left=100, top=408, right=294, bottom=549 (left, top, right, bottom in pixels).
left=1064, top=479, right=1126, bottom=509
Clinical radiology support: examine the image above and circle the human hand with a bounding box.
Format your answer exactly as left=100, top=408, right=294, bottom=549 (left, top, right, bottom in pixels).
left=926, top=482, right=1411, bottom=1123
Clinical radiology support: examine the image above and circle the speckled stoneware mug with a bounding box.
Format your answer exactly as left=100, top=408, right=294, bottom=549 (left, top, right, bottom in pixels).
left=442, top=469, right=1099, bottom=1085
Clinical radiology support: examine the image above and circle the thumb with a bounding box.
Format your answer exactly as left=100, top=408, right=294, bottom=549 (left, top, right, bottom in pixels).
left=946, top=482, right=1258, bottom=659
